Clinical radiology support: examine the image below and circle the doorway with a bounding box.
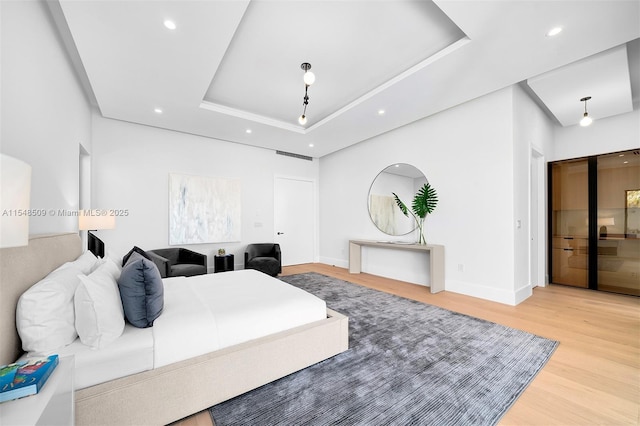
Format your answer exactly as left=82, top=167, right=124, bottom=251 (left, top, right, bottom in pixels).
left=79, top=145, right=90, bottom=249
left=549, top=149, right=640, bottom=296
left=274, top=176, right=316, bottom=266
left=530, top=149, right=545, bottom=288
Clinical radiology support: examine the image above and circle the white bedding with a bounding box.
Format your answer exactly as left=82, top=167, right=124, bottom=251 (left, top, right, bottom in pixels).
left=54, top=270, right=327, bottom=389
left=37, top=324, right=154, bottom=390
left=154, top=269, right=327, bottom=367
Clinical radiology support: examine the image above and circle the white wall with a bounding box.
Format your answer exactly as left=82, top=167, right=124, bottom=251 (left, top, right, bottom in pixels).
left=512, top=85, right=556, bottom=301
left=91, top=115, right=319, bottom=271
left=320, top=87, right=525, bottom=304
left=1, top=0, right=92, bottom=234
left=552, top=109, right=640, bottom=161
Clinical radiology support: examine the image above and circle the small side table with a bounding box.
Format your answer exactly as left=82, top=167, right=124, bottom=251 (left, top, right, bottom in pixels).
left=214, top=254, right=234, bottom=273
left=0, top=355, right=75, bottom=426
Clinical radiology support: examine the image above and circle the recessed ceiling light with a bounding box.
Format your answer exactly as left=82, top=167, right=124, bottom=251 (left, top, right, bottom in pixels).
left=619, top=154, right=625, bottom=157
left=163, top=20, right=176, bottom=30
left=378, top=109, right=386, bottom=115
left=546, top=26, right=562, bottom=37
left=246, top=129, right=252, bottom=134
left=308, top=143, right=314, bottom=148
left=154, top=108, right=163, bottom=114
left=624, top=161, right=629, bottom=164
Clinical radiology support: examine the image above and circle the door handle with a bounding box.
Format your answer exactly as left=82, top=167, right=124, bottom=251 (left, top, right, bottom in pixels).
left=277, top=232, right=284, bottom=235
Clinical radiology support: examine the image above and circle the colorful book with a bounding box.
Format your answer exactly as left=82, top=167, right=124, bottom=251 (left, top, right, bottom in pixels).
left=0, top=362, right=22, bottom=391
left=0, top=355, right=59, bottom=403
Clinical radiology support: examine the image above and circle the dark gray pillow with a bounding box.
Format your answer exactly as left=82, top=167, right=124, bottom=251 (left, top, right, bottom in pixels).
left=117, top=252, right=164, bottom=328
left=122, top=246, right=152, bottom=267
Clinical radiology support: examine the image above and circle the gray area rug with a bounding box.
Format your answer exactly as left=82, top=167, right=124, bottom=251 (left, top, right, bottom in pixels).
left=210, top=272, right=558, bottom=425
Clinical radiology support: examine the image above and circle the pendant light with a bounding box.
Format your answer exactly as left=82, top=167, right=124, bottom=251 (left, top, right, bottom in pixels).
left=298, top=63, right=315, bottom=126
left=580, top=96, right=593, bottom=127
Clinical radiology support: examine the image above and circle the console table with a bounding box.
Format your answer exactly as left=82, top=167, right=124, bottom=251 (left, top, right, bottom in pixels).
left=349, top=240, right=445, bottom=293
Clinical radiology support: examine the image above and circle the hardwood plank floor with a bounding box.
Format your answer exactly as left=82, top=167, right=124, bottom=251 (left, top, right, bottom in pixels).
left=174, top=264, right=640, bottom=426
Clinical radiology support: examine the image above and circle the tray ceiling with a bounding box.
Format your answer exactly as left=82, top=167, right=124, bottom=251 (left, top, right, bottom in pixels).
left=51, top=0, right=640, bottom=157
left=527, top=45, right=633, bottom=126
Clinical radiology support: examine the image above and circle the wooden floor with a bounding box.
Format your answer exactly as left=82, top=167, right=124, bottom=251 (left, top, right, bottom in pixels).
left=173, top=263, right=640, bottom=426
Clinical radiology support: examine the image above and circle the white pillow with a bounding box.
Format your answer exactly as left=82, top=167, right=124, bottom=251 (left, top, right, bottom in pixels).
left=105, top=248, right=124, bottom=272
left=57, top=250, right=100, bottom=274
left=16, top=266, right=84, bottom=355
left=74, top=259, right=125, bottom=349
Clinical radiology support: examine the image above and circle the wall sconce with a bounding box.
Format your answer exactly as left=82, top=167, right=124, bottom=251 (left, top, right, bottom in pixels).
left=298, top=62, right=315, bottom=126
left=78, top=211, right=115, bottom=258
left=579, top=96, right=593, bottom=127
left=0, top=154, right=32, bottom=248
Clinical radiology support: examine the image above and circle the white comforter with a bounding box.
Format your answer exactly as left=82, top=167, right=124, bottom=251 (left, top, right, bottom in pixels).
left=60, top=269, right=327, bottom=389
left=154, top=269, right=327, bottom=367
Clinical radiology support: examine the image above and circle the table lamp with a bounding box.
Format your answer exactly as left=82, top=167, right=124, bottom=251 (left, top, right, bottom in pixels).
left=0, top=154, right=32, bottom=248
left=78, top=212, right=115, bottom=257
left=597, top=217, right=615, bottom=237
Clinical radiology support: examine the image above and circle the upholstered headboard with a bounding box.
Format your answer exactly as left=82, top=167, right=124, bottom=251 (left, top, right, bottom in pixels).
left=0, top=233, right=82, bottom=365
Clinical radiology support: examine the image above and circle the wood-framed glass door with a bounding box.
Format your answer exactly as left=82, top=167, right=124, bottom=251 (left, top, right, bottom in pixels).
left=550, top=158, right=589, bottom=288
left=596, top=151, right=640, bottom=296
left=549, top=149, right=640, bottom=296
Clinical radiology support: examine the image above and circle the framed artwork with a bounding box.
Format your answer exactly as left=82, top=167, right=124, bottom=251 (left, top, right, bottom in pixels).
left=169, top=173, right=241, bottom=245
left=625, top=189, right=640, bottom=237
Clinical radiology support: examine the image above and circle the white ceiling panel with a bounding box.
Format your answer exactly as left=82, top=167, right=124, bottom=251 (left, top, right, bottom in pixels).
left=203, top=0, right=465, bottom=126
left=527, top=45, right=633, bottom=126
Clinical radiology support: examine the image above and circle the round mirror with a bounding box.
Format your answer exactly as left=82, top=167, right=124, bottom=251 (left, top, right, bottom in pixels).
left=368, top=163, right=427, bottom=236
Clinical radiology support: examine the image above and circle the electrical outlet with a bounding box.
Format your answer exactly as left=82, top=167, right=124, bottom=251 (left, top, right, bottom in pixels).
left=457, top=264, right=464, bottom=272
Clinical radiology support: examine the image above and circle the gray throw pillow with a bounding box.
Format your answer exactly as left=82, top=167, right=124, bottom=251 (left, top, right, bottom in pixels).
left=122, top=245, right=152, bottom=267
left=117, top=252, right=164, bottom=328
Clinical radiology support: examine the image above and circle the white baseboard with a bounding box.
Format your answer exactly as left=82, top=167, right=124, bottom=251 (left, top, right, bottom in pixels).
left=314, top=260, right=534, bottom=306
left=318, top=256, right=349, bottom=269
left=514, top=283, right=533, bottom=305
left=443, top=280, right=531, bottom=306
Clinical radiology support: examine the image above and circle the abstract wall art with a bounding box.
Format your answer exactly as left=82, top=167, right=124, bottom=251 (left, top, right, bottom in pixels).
left=169, top=173, right=241, bottom=245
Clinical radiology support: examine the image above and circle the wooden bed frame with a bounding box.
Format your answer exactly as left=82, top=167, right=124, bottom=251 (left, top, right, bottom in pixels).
left=0, top=233, right=349, bottom=425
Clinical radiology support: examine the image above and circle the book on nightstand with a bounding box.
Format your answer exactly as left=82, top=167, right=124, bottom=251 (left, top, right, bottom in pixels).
left=0, top=354, right=59, bottom=403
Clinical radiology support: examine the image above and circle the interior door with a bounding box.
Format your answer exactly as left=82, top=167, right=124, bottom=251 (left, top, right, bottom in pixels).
left=274, top=176, right=315, bottom=266
left=531, top=153, right=538, bottom=288
left=550, top=150, right=640, bottom=296
left=550, top=159, right=590, bottom=288
left=531, top=150, right=546, bottom=288
left=596, top=151, right=640, bottom=296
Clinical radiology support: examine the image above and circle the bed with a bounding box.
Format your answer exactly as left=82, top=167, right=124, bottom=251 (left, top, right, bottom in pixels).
left=0, top=233, right=349, bottom=425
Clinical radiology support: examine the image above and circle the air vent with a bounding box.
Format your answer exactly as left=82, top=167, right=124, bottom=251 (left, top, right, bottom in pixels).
left=276, top=150, right=313, bottom=161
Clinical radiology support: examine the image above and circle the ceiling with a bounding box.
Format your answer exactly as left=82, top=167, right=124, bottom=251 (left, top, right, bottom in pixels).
left=49, top=1, right=640, bottom=158
left=527, top=44, right=635, bottom=126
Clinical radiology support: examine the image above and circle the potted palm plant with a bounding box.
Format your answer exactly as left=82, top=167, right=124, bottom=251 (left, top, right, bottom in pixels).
left=392, top=182, right=438, bottom=245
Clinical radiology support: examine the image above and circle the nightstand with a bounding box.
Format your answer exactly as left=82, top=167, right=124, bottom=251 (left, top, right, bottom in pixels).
left=0, top=355, right=75, bottom=425
left=214, top=254, right=234, bottom=273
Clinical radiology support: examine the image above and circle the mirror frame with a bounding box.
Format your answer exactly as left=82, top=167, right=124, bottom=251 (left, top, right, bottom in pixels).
left=367, top=163, right=427, bottom=236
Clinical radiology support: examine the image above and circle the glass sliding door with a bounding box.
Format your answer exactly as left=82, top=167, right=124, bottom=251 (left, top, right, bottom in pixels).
left=550, top=149, right=640, bottom=296
left=550, top=159, right=589, bottom=288
left=596, top=151, right=640, bottom=296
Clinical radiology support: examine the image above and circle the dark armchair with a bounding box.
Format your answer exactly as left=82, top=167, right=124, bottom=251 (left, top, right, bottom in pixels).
left=147, top=248, right=208, bottom=278
left=244, top=243, right=281, bottom=277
